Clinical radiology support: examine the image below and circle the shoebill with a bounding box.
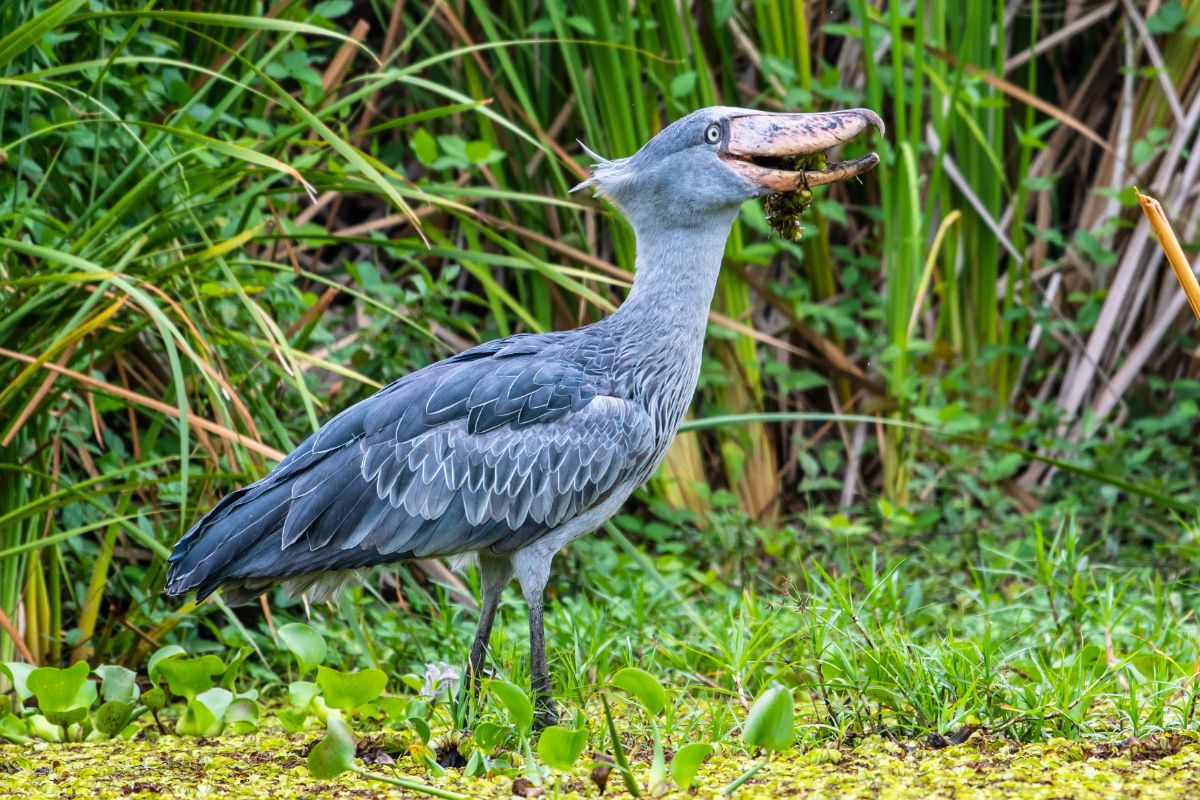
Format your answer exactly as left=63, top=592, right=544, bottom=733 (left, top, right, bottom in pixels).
left=165, top=105, right=882, bottom=727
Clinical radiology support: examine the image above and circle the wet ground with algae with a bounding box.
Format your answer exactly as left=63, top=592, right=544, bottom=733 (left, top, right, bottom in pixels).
left=2, top=729, right=1199, bottom=799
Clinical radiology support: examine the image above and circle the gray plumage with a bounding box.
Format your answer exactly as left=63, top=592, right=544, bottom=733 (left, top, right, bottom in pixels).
left=165, top=105, right=882, bottom=725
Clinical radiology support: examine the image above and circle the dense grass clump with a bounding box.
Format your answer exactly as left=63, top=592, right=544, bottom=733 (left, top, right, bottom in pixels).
left=2, top=1, right=1200, bottom=795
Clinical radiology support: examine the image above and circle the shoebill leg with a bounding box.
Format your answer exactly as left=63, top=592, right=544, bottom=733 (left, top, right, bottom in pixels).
left=515, top=547, right=559, bottom=729
left=463, top=552, right=513, bottom=700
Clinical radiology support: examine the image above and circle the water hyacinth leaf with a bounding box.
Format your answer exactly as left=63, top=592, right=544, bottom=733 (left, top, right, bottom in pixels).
left=307, top=715, right=357, bottom=779
left=316, top=667, right=387, bottom=712
left=28, top=715, right=63, bottom=742
left=220, top=648, right=253, bottom=689
left=742, top=685, right=794, bottom=753
left=176, top=687, right=233, bottom=737
left=378, top=696, right=408, bottom=727
left=473, top=721, right=507, bottom=751
left=139, top=687, right=166, bottom=712
left=93, top=700, right=134, bottom=737
left=0, top=662, right=35, bottom=702
left=42, top=706, right=88, bottom=728
left=225, top=698, right=260, bottom=734
left=0, top=714, right=31, bottom=744
left=158, top=656, right=226, bottom=701
left=670, top=742, right=713, bottom=789
left=0, top=695, right=10, bottom=718
left=408, top=716, right=431, bottom=745
left=611, top=667, right=666, bottom=715
left=537, top=725, right=588, bottom=771
left=147, top=645, right=186, bottom=683
left=288, top=680, right=319, bottom=711
left=278, top=622, right=327, bottom=676
left=278, top=707, right=312, bottom=733
left=94, top=665, right=138, bottom=704
left=28, top=662, right=95, bottom=713
left=483, top=679, right=533, bottom=734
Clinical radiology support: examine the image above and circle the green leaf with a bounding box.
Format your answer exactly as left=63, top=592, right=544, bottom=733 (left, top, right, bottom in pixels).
left=220, top=648, right=253, bottom=689
left=278, top=623, right=327, bottom=675
left=473, top=721, right=507, bottom=750
left=670, top=71, right=697, bottom=98
left=307, top=715, right=357, bottom=779
left=670, top=742, right=713, bottom=789
left=611, top=667, right=666, bottom=715
left=176, top=687, right=233, bottom=737
left=465, top=140, right=496, bottom=164
left=537, top=725, right=588, bottom=771
left=742, top=685, right=794, bottom=753
left=408, top=716, right=431, bottom=744
left=1147, top=0, right=1185, bottom=34
left=225, top=698, right=260, bottom=735
left=28, top=661, right=95, bottom=713
left=0, top=662, right=35, bottom=702
left=94, top=665, right=138, bottom=704
left=157, top=656, right=226, bottom=701
left=288, top=680, right=319, bottom=711
left=28, top=714, right=62, bottom=742
left=147, top=645, right=186, bottom=683
left=139, top=687, right=166, bottom=712
left=93, top=701, right=134, bottom=738
left=0, top=714, right=31, bottom=745
left=483, top=679, right=533, bottom=734
left=412, top=128, right=438, bottom=166
left=0, top=0, right=88, bottom=68
left=316, top=667, right=387, bottom=712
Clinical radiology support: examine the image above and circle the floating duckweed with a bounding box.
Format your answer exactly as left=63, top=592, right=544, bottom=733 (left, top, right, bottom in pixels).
left=764, top=151, right=828, bottom=240
left=3, top=726, right=1200, bottom=799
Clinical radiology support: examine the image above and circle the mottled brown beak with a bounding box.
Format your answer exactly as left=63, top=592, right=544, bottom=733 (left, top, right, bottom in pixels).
left=721, top=108, right=884, bottom=191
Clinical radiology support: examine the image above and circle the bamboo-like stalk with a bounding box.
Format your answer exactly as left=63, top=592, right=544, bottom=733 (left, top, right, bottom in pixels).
left=1137, top=190, right=1200, bottom=323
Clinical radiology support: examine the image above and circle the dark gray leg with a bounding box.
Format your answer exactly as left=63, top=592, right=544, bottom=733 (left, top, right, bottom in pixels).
left=515, top=548, right=558, bottom=729
left=462, top=553, right=512, bottom=702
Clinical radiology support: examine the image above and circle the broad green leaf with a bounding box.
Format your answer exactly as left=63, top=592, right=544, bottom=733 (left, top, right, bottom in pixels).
left=225, top=698, right=260, bottom=735
left=0, top=715, right=31, bottom=745
left=316, top=667, right=387, bottom=712
left=147, top=645, right=186, bottom=683
left=408, top=716, right=431, bottom=744
left=537, top=725, right=588, bottom=771
left=483, top=679, right=533, bottom=734
left=139, top=687, right=166, bottom=712
left=288, top=680, right=319, bottom=711
left=670, top=742, right=713, bottom=789
left=93, top=701, right=134, bottom=738
left=670, top=71, right=697, bottom=98
left=28, top=661, right=95, bottom=713
left=220, top=648, right=253, bottom=689
left=611, top=667, right=666, bottom=715
left=277, top=623, right=327, bottom=675
left=277, top=707, right=313, bottom=733
left=412, top=128, right=438, bottom=165
left=176, top=687, right=233, bottom=737
left=94, top=665, right=138, bottom=704
left=742, top=685, right=794, bottom=753
left=28, top=715, right=63, bottom=742
left=158, top=656, right=226, bottom=701
left=473, top=721, right=507, bottom=751
left=307, top=715, right=356, bottom=779
left=0, top=662, right=35, bottom=702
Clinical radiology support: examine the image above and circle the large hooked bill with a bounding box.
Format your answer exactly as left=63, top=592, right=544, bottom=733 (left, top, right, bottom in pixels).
left=721, top=108, right=884, bottom=191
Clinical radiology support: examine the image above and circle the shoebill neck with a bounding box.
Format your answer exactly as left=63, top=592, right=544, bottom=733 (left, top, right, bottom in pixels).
left=612, top=208, right=738, bottom=337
